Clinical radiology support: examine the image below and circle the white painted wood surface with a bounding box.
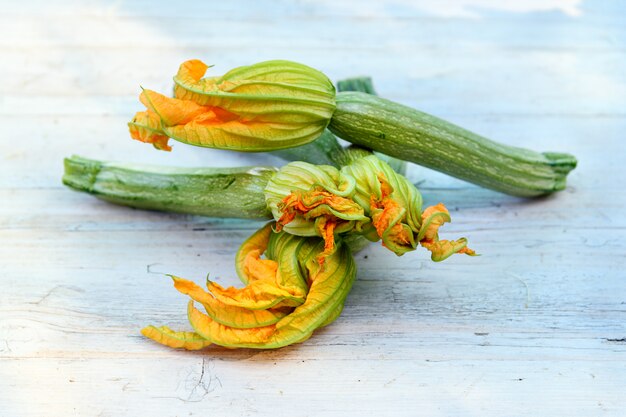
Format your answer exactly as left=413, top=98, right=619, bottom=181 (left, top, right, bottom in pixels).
left=1, top=1, right=625, bottom=415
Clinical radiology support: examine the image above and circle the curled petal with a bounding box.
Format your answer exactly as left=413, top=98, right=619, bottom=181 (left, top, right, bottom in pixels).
left=273, top=243, right=356, bottom=341
left=369, top=174, right=415, bottom=255
left=128, top=110, right=171, bottom=151
left=342, top=155, right=422, bottom=255
left=418, top=203, right=477, bottom=261
left=265, top=161, right=368, bottom=258
left=175, top=59, right=211, bottom=86
left=206, top=278, right=306, bottom=310
left=277, top=188, right=365, bottom=225
left=274, top=186, right=366, bottom=263
left=239, top=249, right=278, bottom=284
left=188, top=301, right=277, bottom=347
left=202, top=223, right=308, bottom=310
left=140, top=325, right=211, bottom=350
left=313, top=216, right=338, bottom=264
left=172, top=276, right=289, bottom=329
left=421, top=238, right=475, bottom=262
left=235, top=220, right=275, bottom=284
left=186, top=235, right=355, bottom=349
left=341, top=155, right=475, bottom=260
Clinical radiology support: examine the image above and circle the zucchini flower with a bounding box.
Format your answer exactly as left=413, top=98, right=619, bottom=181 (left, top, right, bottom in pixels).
left=129, top=59, right=336, bottom=152
left=263, top=160, right=369, bottom=263
left=265, top=155, right=475, bottom=262
left=142, top=222, right=356, bottom=350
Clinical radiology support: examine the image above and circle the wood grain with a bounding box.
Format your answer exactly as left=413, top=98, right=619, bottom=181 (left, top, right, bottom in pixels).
left=0, top=0, right=624, bottom=416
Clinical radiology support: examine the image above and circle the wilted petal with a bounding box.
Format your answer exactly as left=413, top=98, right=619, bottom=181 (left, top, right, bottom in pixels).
left=265, top=155, right=474, bottom=260
left=206, top=278, right=306, bottom=310
left=369, top=173, right=416, bottom=255
left=172, top=276, right=289, bottom=328
left=187, top=234, right=356, bottom=349
left=265, top=161, right=368, bottom=262
left=202, top=223, right=308, bottom=310
left=127, top=110, right=171, bottom=151
left=418, top=203, right=477, bottom=261
left=271, top=239, right=356, bottom=344
left=274, top=187, right=366, bottom=263
left=188, top=301, right=277, bottom=347
left=140, top=325, right=211, bottom=350
left=235, top=221, right=276, bottom=284
left=140, top=89, right=211, bottom=126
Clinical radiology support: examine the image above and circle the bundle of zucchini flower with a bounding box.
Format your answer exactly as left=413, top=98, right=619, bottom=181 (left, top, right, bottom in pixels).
left=136, top=153, right=473, bottom=350
left=63, top=58, right=578, bottom=351
left=63, top=151, right=474, bottom=350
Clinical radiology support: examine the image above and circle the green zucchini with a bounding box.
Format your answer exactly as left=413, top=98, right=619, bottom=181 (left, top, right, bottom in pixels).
left=329, top=92, right=577, bottom=197
left=63, top=155, right=275, bottom=219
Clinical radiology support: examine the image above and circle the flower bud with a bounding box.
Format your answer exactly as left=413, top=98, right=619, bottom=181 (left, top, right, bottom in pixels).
left=129, top=59, right=336, bottom=152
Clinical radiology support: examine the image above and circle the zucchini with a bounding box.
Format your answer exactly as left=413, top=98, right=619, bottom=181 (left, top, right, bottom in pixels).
left=329, top=92, right=577, bottom=197
left=63, top=155, right=275, bottom=219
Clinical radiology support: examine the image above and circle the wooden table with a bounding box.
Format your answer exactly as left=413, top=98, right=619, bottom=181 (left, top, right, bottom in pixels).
left=1, top=1, right=624, bottom=415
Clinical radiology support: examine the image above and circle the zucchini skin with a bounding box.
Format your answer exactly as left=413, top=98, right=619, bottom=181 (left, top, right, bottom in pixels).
left=63, top=155, right=275, bottom=219
left=329, top=92, right=577, bottom=197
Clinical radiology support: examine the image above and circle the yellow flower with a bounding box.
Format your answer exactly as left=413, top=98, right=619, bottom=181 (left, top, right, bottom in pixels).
left=141, top=222, right=356, bottom=350
left=265, top=155, right=476, bottom=262
left=129, top=59, right=336, bottom=152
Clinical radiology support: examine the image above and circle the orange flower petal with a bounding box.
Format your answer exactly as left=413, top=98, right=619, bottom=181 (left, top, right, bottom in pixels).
left=420, top=238, right=476, bottom=262
left=130, top=59, right=335, bottom=151
left=172, top=276, right=289, bottom=329
left=176, top=59, right=210, bottom=85
left=275, top=187, right=366, bottom=263
left=235, top=222, right=276, bottom=284
left=187, top=236, right=356, bottom=349
left=369, top=172, right=416, bottom=254
left=128, top=110, right=171, bottom=151
left=140, top=325, right=211, bottom=350
left=206, top=278, right=306, bottom=310
left=140, top=89, right=211, bottom=127
left=188, top=301, right=277, bottom=347
left=418, top=203, right=477, bottom=261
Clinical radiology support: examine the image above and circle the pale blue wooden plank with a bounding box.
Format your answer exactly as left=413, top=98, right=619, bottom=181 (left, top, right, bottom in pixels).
left=1, top=1, right=625, bottom=416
